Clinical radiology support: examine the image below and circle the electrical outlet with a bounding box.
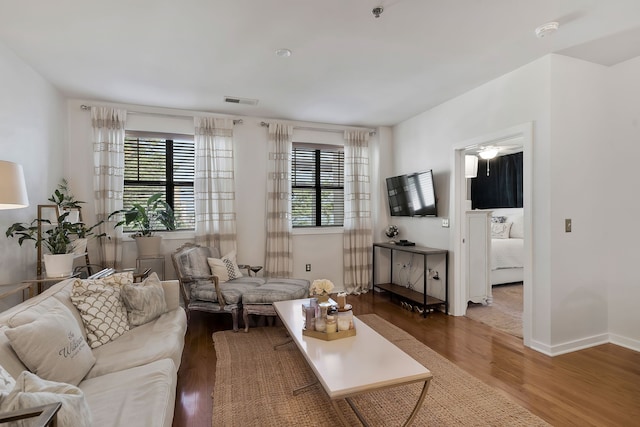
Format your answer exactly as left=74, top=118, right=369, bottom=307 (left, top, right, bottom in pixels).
left=305, top=264, right=311, bottom=272
left=565, top=219, right=572, bottom=233
left=442, top=218, right=449, bottom=228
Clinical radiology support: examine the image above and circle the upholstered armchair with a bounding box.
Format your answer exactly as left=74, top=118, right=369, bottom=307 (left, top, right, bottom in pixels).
left=171, top=243, right=258, bottom=332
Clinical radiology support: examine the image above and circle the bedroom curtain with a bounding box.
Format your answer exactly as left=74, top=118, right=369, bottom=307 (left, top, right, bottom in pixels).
left=193, top=117, right=237, bottom=255
left=265, top=123, right=293, bottom=277
left=92, top=107, right=127, bottom=269
left=471, top=152, right=523, bottom=209
left=343, top=130, right=373, bottom=294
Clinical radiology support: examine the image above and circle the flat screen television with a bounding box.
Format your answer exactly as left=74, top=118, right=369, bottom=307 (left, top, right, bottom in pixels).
left=385, top=170, right=437, bottom=217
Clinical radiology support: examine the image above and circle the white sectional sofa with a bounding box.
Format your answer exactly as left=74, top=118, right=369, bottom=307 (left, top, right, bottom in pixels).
left=0, top=275, right=187, bottom=427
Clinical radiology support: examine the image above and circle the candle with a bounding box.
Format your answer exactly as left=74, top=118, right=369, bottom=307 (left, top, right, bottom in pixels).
left=326, top=315, right=337, bottom=333
left=336, top=292, right=347, bottom=309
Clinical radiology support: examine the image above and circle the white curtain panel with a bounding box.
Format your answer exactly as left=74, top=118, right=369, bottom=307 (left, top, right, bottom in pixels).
left=265, top=123, right=293, bottom=277
left=343, top=130, right=373, bottom=294
left=92, top=107, right=127, bottom=269
left=193, top=117, right=237, bottom=254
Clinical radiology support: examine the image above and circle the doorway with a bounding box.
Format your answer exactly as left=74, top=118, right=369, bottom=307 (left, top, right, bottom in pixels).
left=451, top=123, right=533, bottom=347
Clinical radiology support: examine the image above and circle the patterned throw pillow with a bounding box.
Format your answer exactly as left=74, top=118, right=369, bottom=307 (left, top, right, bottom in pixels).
left=121, top=272, right=168, bottom=326
left=491, top=216, right=507, bottom=223
left=71, top=272, right=133, bottom=349
left=207, top=250, right=243, bottom=283
left=0, top=371, right=92, bottom=427
left=5, top=298, right=96, bottom=386
left=491, top=222, right=512, bottom=239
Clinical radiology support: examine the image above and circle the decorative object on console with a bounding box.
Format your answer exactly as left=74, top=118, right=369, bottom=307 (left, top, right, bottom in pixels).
left=108, top=193, right=176, bottom=257
left=0, top=160, right=29, bottom=209
left=384, top=224, right=399, bottom=242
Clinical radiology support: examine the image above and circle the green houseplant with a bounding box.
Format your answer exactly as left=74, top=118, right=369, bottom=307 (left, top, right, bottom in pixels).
left=6, top=181, right=104, bottom=277
left=109, top=193, right=176, bottom=257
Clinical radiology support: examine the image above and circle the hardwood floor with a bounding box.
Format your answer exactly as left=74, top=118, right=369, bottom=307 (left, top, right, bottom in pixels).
left=172, top=293, right=640, bottom=427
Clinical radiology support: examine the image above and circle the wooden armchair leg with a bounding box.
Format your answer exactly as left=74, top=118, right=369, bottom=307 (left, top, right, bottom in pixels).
left=243, top=309, right=250, bottom=333
left=231, top=307, right=239, bottom=332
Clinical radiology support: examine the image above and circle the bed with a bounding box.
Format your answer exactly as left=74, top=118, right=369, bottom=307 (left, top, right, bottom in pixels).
left=488, top=208, right=524, bottom=285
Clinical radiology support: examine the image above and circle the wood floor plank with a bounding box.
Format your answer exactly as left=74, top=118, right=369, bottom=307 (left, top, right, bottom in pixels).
left=172, top=292, right=640, bottom=427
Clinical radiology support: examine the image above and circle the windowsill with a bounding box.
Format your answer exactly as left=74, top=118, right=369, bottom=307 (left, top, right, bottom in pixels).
left=122, top=230, right=195, bottom=241
left=292, top=227, right=344, bottom=236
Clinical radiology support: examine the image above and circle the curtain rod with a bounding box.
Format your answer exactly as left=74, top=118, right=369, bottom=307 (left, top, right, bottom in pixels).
left=259, top=121, right=376, bottom=135
left=80, top=104, right=243, bottom=125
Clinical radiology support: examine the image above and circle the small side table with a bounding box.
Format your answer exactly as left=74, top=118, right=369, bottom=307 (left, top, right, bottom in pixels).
left=0, top=282, right=35, bottom=303
left=22, top=273, right=81, bottom=295
left=136, top=256, right=165, bottom=280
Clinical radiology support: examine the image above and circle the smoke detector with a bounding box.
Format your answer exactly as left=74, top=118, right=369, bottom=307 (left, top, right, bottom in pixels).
left=223, top=96, right=259, bottom=106
left=535, top=21, right=559, bottom=38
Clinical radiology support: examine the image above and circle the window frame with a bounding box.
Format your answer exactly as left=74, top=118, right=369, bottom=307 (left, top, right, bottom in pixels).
left=291, top=142, right=344, bottom=228
left=123, top=131, right=195, bottom=232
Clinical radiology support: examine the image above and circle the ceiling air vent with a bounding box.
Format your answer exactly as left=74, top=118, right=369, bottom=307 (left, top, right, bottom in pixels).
left=224, top=96, right=259, bottom=106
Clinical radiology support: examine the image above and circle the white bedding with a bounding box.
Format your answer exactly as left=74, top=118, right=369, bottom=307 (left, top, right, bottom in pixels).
left=491, top=238, right=524, bottom=270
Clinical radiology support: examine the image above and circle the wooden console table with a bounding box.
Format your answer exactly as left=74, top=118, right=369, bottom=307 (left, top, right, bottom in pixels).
left=372, top=242, right=448, bottom=316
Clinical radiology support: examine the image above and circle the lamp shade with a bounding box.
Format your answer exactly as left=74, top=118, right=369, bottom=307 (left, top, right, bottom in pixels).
left=465, top=155, right=478, bottom=178
left=0, top=160, right=29, bottom=209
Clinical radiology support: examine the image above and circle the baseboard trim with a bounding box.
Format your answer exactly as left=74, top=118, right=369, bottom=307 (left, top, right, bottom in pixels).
left=530, top=333, right=610, bottom=356
left=609, top=333, right=640, bottom=352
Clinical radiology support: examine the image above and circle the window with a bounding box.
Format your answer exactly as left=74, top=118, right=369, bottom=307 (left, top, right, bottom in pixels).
left=291, top=144, right=344, bottom=227
left=124, top=132, right=195, bottom=231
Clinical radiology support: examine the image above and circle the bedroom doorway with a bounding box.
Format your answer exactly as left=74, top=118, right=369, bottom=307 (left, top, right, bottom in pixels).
left=451, top=123, right=533, bottom=347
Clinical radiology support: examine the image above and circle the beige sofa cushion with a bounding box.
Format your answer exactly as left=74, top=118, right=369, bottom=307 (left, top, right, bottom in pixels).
left=80, top=358, right=177, bottom=427
left=4, top=298, right=96, bottom=386
left=85, top=308, right=186, bottom=380
left=1, top=371, right=92, bottom=427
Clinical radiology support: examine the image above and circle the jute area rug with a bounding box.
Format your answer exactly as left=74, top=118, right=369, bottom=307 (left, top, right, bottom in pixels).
left=211, top=313, right=548, bottom=426
left=466, top=283, right=523, bottom=338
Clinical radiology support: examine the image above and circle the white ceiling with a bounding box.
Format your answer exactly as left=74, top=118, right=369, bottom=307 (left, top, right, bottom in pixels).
left=1, top=0, right=640, bottom=127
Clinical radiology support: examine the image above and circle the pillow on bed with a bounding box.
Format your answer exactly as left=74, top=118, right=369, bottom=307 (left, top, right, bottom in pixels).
left=491, top=222, right=512, bottom=239
left=510, top=214, right=524, bottom=238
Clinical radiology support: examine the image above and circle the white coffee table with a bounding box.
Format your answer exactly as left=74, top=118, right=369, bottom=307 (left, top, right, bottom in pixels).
left=273, top=299, right=432, bottom=426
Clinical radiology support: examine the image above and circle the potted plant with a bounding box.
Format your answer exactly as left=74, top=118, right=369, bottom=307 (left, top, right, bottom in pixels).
left=109, top=193, right=176, bottom=257
left=6, top=210, right=104, bottom=278
left=48, top=178, right=83, bottom=223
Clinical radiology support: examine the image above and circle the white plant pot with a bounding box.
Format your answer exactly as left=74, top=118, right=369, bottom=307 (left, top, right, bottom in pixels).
left=44, top=253, right=75, bottom=278
left=135, top=236, right=162, bottom=257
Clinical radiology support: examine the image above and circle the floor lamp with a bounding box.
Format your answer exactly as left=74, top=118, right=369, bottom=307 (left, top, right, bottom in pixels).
left=0, top=160, right=29, bottom=209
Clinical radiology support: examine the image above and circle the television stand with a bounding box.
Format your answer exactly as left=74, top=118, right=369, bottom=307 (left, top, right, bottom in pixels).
left=372, top=242, right=448, bottom=316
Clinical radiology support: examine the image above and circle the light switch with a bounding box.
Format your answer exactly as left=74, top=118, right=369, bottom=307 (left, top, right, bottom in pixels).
left=442, top=218, right=449, bottom=228
left=565, top=219, right=572, bottom=233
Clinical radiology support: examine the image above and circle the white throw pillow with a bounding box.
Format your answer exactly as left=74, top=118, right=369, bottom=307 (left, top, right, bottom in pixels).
left=0, top=364, right=14, bottom=395
left=207, top=250, right=243, bottom=283
left=5, top=299, right=96, bottom=386
left=121, top=272, right=168, bottom=326
left=1, top=371, right=92, bottom=427
left=71, top=273, right=132, bottom=349
left=491, top=222, right=512, bottom=239
left=510, top=214, right=524, bottom=238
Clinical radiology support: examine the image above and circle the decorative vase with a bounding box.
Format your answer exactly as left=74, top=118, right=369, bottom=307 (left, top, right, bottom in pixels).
left=135, top=236, right=162, bottom=257
left=316, top=294, right=330, bottom=303
left=44, top=253, right=75, bottom=278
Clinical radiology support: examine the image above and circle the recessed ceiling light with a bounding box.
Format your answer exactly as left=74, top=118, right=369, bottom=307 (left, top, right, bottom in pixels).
left=275, top=48, right=292, bottom=58
left=535, top=21, right=559, bottom=39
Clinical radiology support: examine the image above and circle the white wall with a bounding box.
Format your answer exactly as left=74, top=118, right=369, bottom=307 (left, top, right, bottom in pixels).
left=548, top=55, right=609, bottom=350
left=393, top=56, right=553, bottom=348
left=0, top=42, right=67, bottom=309
left=606, top=55, right=640, bottom=349
left=66, top=99, right=392, bottom=292
left=392, top=53, right=640, bottom=354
